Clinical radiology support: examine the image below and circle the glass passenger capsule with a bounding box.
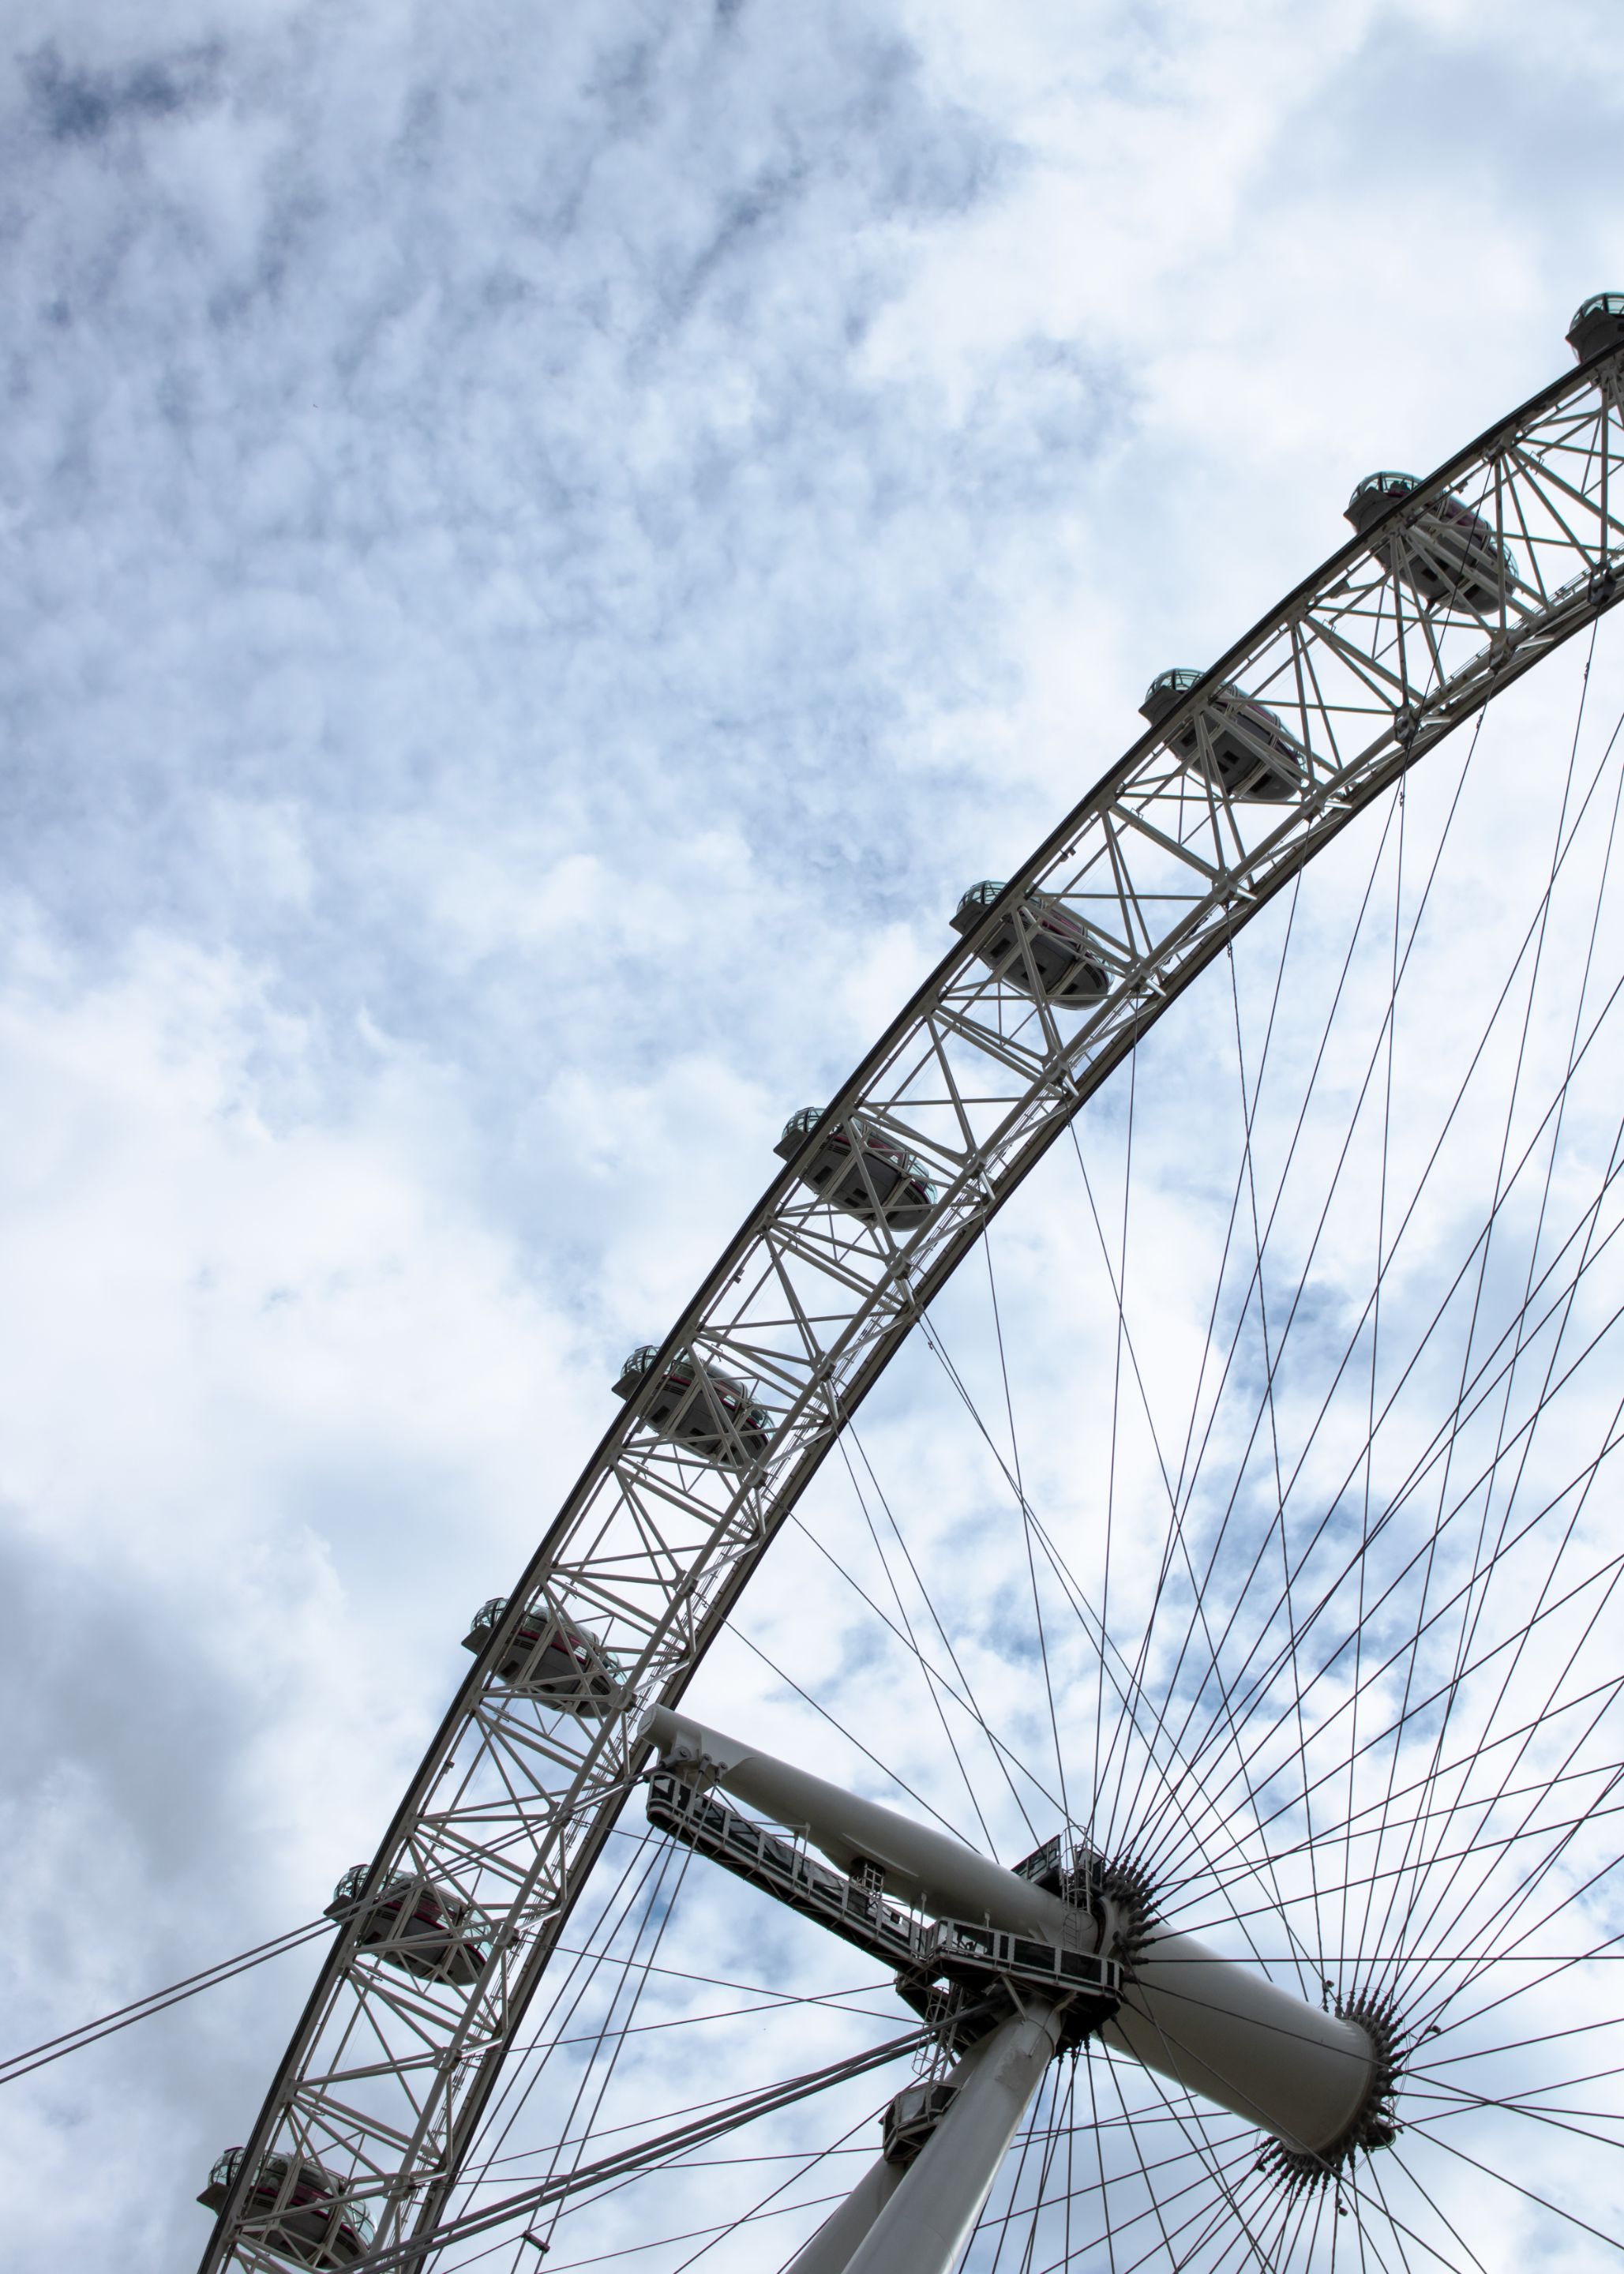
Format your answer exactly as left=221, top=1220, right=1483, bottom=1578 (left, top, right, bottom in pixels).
left=1345, top=471, right=1513, bottom=617
left=1139, top=670, right=1303, bottom=802
left=883, top=2079, right=960, bottom=2168
left=774, top=1108, right=938, bottom=1226
left=612, top=1344, right=773, bottom=1466
left=461, top=1598, right=623, bottom=1711
left=949, top=881, right=1111, bottom=1005
left=326, top=1867, right=490, bottom=1985
left=1568, top=293, right=1624, bottom=363
left=197, top=2149, right=373, bottom=2270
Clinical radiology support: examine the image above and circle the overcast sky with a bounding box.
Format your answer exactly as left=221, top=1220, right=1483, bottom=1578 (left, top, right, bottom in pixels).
left=5, top=2, right=1624, bottom=2268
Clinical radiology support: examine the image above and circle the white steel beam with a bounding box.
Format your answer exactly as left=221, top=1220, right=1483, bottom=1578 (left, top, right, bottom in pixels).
left=844, top=2008, right=1066, bottom=2274
left=642, top=1706, right=1094, bottom=1946
left=782, top=2156, right=905, bottom=2274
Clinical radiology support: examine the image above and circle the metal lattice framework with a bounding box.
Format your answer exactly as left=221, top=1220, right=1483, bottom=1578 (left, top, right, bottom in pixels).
left=201, top=343, right=1624, bottom=2272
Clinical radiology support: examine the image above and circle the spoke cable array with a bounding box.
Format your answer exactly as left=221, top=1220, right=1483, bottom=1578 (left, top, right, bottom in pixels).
left=195, top=346, right=1624, bottom=2274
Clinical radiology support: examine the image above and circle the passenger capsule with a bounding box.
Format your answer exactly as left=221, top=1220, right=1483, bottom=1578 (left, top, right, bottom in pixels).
left=197, top=2150, right=373, bottom=2269
left=1139, top=670, right=1303, bottom=802
left=950, top=881, right=1111, bottom=1005
left=461, top=1599, right=623, bottom=1712
left=326, top=1867, right=489, bottom=1985
left=1568, top=293, right=1624, bottom=363
left=612, top=1344, right=773, bottom=1466
left=774, top=1108, right=937, bottom=1226
left=1345, top=471, right=1512, bottom=617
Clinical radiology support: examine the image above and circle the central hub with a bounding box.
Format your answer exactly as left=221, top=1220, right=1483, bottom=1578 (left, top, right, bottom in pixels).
left=1011, top=1834, right=1158, bottom=1964
left=643, top=1706, right=1387, bottom=2160
left=1257, top=1987, right=1405, bottom=2192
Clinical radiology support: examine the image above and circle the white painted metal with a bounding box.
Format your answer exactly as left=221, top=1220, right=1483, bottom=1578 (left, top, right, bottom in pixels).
left=1107, top=1936, right=1371, bottom=2156
left=201, top=342, right=1624, bottom=2274
left=782, top=2155, right=904, bottom=2274
left=647, top=1707, right=1373, bottom=2152
left=782, top=2028, right=1021, bottom=2274
left=642, top=1705, right=1095, bottom=1943
left=845, top=2008, right=1067, bottom=2274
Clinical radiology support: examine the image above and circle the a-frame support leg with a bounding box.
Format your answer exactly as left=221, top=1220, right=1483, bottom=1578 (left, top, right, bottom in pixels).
left=786, top=2002, right=1064, bottom=2274
left=782, top=2155, right=904, bottom=2274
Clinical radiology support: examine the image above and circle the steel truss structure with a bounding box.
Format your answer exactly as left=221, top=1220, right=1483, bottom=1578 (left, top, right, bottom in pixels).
left=200, top=343, right=1624, bottom=2272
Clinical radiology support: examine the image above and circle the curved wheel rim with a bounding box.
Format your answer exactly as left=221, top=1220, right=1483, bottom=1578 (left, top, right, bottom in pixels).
left=201, top=343, right=1624, bottom=2274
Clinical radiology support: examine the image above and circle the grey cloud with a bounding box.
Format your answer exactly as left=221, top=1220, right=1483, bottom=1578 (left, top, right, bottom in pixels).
left=21, top=39, right=220, bottom=144
left=6, top=1, right=1624, bottom=2266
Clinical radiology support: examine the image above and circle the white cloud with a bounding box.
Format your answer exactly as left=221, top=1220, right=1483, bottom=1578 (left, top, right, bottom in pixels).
left=5, top=0, right=1624, bottom=2266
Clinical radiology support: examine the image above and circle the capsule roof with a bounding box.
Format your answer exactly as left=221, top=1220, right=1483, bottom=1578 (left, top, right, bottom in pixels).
left=780, top=1105, right=827, bottom=1146
left=332, top=1863, right=392, bottom=1908
left=955, top=878, right=1096, bottom=935
left=331, top=1861, right=479, bottom=1919
left=1143, top=666, right=1205, bottom=706
left=615, top=1341, right=768, bottom=1416
left=1569, top=293, right=1624, bottom=362
left=1347, top=470, right=1419, bottom=514
left=1140, top=670, right=1288, bottom=737
left=463, top=1594, right=622, bottom=1672
left=202, top=2149, right=373, bottom=2243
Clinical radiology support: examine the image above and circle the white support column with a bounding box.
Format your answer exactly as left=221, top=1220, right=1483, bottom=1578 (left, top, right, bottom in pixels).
left=843, top=2006, right=1065, bottom=2274
left=782, top=2156, right=903, bottom=2274
left=782, top=2015, right=1009, bottom=2274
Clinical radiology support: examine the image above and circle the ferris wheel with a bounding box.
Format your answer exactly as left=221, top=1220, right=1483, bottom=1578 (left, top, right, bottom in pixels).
left=197, top=297, right=1624, bottom=2274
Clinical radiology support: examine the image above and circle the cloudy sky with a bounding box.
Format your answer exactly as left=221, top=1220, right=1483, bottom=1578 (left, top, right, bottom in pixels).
left=5, top=1, right=1624, bottom=2268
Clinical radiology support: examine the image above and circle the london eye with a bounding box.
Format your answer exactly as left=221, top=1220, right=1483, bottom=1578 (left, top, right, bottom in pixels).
left=195, top=297, right=1624, bottom=2274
